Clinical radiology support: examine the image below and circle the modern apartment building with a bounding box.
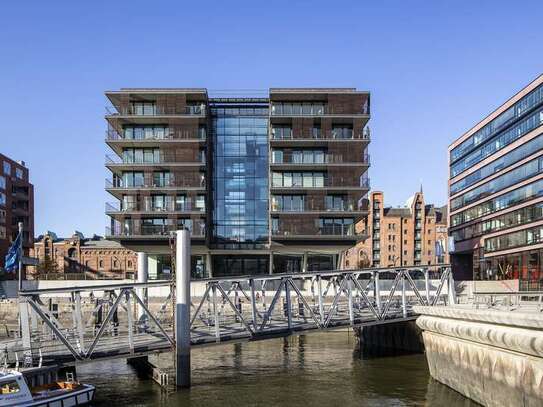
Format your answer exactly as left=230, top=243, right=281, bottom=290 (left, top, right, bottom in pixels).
left=448, top=74, right=543, bottom=289
left=0, top=154, right=34, bottom=270
left=347, top=191, right=448, bottom=268
left=105, top=88, right=370, bottom=278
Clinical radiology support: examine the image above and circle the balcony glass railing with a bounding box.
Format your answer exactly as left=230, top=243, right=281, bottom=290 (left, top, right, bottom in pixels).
left=107, top=220, right=206, bottom=237
left=106, top=104, right=206, bottom=116
left=270, top=102, right=369, bottom=116
left=272, top=223, right=355, bottom=237
left=105, top=175, right=206, bottom=189
left=105, top=153, right=206, bottom=165
left=271, top=153, right=370, bottom=165
left=270, top=127, right=370, bottom=141
left=106, top=201, right=205, bottom=213
left=270, top=199, right=362, bottom=212
left=106, top=127, right=206, bottom=141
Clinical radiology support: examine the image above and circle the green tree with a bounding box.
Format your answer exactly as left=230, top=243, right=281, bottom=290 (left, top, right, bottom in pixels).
left=36, top=254, right=60, bottom=276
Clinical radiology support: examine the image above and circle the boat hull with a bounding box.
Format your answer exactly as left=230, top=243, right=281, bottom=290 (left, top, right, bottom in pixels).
left=24, top=385, right=95, bottom=407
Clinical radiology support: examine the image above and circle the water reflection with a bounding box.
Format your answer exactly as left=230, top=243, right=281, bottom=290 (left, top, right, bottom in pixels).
left=78, top=330, right=476, bottom=406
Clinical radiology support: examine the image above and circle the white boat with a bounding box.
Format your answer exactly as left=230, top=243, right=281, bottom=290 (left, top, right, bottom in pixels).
left=0, top=369, right=95, bottom=407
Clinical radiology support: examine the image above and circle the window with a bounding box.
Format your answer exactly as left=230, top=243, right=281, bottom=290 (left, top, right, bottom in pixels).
left=123, top=125, right=169, bottom=140
left=332, top=126, right=353, bottom=139
left=0, top=226, right=6, bottom=238
left=271, top=126, right=292, bottom=139
left=451, top=156, right=543, bottom=211
left=272, top=195, right=305, bottom=211
left=122, top=195, right=137, bottom=211
left=0, top=380, right=21, bottom=394
left=0, top=176, right=4, bottom=190
left=15, top=168, right=24, bottom=179
left=99, top=260, right=104, bottom=269
left=123, top=172, right=145, bottom=187
left=3, top=162, right=10, bottom=176
left=452, top=178, right=543, bottom=227
left=325, top=195, right=348, bottom=211
left=153, top=171, right=171, bottom=187
left=272, top=150, right=284, bottom=163
left=272, top=172, right=326, bottom=188
left=128, top=261, right=133, bottom=268
left=271, top=102, right=325, bottom=116
left=451, top=134, right=543, bottom=195
left=451, top=106, right=543, bottom=177
left=0, top=192, right=5, bottom=206
left=131, top=102, right=156, bottom=115
left=196, top=195, right=206, bottom=212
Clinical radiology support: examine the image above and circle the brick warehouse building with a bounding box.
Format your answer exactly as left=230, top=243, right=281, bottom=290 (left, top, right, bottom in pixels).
left=28, top=231, right=138, bottom=278
left=347, top=190, right=448, bottom=269
left=104, top=88, right=370, bottom=277
left=448, top=74, right=543, bottom=289
left=0, top=153, right=34, bottom=270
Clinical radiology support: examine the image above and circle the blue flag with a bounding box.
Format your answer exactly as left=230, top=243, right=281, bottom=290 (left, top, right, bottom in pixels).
left=435, top=240, right=444, bottom=257
left=4, top=232, right=21, bottom=273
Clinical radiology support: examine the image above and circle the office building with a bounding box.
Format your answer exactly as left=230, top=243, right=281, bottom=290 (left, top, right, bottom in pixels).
left=448, top=74, right=543, bottom=289
left=105, top=88, right=370, bottom=277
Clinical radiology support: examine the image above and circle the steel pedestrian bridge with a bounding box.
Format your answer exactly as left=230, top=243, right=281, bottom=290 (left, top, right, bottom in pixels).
left=0, top=265, right=454, bottom=369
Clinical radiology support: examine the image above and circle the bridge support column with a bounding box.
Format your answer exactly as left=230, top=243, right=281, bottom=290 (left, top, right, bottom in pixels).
left=18, top=299, right=32, bottom=364
left=137, top=252, right=149, bottom=324
left=175, top=229, right=191, bottom=388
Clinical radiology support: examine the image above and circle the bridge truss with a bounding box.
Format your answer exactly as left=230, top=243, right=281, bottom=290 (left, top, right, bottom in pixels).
left=0, top=265, right=454, bottom=367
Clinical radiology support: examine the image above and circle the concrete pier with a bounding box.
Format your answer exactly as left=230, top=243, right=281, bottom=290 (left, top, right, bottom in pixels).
left=356, top=319, right=424, bottom=356
left=415, top=305, right=543, bottom=407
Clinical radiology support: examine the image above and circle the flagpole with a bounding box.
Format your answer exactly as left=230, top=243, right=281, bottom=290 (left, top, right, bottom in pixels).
left=18, top=222, right=23, bottom=292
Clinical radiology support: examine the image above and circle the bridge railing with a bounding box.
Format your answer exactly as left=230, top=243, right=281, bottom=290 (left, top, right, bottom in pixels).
left=1, top=265, right=453, bottom=367
left=471, top=290, right=543, bottom=311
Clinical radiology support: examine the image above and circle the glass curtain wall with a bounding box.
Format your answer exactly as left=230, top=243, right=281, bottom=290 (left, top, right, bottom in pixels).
left=211, top=102, right=269, bottom=249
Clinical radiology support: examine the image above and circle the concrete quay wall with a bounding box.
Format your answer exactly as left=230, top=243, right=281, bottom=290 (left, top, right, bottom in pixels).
left=415, top=305, right=543, bottom=407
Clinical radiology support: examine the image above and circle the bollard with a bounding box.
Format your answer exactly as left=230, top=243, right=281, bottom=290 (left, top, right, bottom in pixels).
left=137, top=252, right=149, bottom=326
left=175, top=229, right=191, bottom=388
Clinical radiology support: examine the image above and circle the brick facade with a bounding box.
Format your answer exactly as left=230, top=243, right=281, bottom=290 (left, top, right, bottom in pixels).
left=28, top=232, right=137, bottom=278
left=346, top=191, right=448, bottom=268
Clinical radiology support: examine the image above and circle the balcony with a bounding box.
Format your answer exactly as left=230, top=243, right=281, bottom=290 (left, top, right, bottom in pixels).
left=270, top=199, right=366, bottom=214
left=270, top=127, right=370, bottom=143
left=107, top=220, right=205, bottom=239
left=106, top=127, right=206, bottom=142
left=270, top=153, right=370, bottom=167
left=106, top=200, right=205, bottom=214
left=271, top=175, right=370, bottom=190
left=105, top=174, right=206, bottom=194
left=270, top=102, right=369, bottom=116
left=105, top=153, right=206, bottom=170
left=106, top=104, right=206, bottom=117
left=271, top=223, right=356, bottom=238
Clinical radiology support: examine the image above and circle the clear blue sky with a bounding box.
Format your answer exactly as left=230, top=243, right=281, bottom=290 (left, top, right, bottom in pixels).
left=1, top=1, right=542, bottom=238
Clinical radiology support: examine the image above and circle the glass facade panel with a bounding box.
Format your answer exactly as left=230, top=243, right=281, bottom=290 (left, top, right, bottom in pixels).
left=212, top=103, right=269, bottom=248
left=450, top=156, right=543, bottom=210
left=451, top=178, right=543, bottom=227
left=451, top=108, right=543, bottom=177
left=451, top=84, right=543, bottom=163
left=451, top=134, right=543, bottom=195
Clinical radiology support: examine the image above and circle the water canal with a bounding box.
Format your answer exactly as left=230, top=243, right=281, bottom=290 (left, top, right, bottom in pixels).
left=78, top=330, right=476, bottom=406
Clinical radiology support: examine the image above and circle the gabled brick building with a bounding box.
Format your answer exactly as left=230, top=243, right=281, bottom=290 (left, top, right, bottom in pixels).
left=347, top=191, right=448, bottom=268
